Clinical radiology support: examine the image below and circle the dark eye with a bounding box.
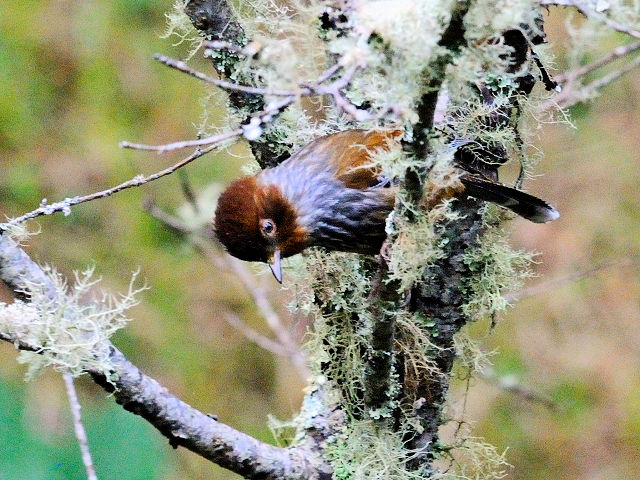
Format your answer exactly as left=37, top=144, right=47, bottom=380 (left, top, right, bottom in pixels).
left=260, top=219, right=276, bottom=237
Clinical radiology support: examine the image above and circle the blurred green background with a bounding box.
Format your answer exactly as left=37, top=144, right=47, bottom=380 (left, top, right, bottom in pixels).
left=0, top=2, right=639, bottom=479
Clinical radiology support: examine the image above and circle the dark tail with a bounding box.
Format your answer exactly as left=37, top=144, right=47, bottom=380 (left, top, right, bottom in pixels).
left=460, top=174, right=559, bottom=223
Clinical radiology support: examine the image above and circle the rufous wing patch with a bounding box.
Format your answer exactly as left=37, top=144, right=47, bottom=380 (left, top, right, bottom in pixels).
left=328, top=129, right=403, bottom=190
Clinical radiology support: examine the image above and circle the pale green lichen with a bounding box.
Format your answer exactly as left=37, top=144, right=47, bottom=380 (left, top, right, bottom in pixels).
left=1, top=221, right=41, bottom=246
left=461, top=218, right=536, bottom=319
left=326, top=420, right=430, bottom=480
left=0, top=266, right=145, bottom=380
left=453, top=333, right=496, bottom=378
left=162, top=1, right=203, bottom=59
left=434, top=432, right=511, bottom=480
left=395, top=313, right=442, bottom=400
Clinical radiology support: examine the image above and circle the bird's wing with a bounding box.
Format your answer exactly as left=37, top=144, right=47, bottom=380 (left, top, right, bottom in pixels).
left=324, top=129, right=403, bottom=190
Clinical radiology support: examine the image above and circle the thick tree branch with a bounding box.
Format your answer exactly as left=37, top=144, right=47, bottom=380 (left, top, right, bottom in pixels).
left=363, top=257, right=398, bottom=411
left=0, top=232, right=322, bottom=480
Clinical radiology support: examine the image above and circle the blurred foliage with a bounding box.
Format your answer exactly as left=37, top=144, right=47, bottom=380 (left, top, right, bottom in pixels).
left=0, top=2, right=639, bottom=480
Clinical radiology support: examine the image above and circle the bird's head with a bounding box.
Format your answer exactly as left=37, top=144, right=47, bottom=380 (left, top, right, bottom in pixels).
left=213, top=176, right=309, bottom=282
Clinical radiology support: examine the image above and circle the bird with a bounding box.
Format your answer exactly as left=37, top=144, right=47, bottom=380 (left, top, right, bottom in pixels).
left=213, top=129, right=559, bottom=282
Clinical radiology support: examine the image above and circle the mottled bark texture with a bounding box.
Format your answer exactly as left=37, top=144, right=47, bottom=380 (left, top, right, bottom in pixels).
left=406, top=204, right=484, bottom=466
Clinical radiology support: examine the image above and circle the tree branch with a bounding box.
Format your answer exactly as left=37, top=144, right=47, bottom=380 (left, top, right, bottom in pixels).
left=363, top=255, right=398, bottom=412
left=0, top=232, right=323, bottom=479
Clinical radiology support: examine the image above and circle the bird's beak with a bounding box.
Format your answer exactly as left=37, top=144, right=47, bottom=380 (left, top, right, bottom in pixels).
left=268, top=249, right=283, bottom=284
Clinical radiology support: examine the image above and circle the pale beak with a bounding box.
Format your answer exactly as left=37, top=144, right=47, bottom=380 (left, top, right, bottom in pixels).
left=268, top=249, right=283, bottom=284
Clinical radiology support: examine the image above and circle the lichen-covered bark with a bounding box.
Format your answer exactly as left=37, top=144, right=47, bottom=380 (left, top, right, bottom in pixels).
left=406, top=203, right=484, bottom=464
left=404, top=13, right=549, bottom=468
left=185, top=0, right=547, bottom=475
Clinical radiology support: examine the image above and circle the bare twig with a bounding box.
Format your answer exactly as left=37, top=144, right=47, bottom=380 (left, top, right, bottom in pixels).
left=120, top=92, right=301, bottom=153
left=63, top=374, right=99, bottom=480
left=542, top=53, right=640, bottom=110
left=154, top=54, right=299, bottom=97
left=539, top=1, right=640, bottom=40
left=120, top=128, right=242, bottom=152
left=178, top=169, right=199, bottom=213
left=581, top=53, right=640, bottom=93
left=554, top=40, right=640, bottom=84
left=154, top=46, right=385, bottom=137
left=224, top=313, right=292, bottom=357
left=313, top=64, right=374, bottom=121
left=221, top=254, right=308, bottom=375
left=1, top=138, right=229, bottom=229
left=480, top=368, right=556, bottom=410
left=1, top=46, right=386, bottom=231
left=143, top=202, right=309, bottom=377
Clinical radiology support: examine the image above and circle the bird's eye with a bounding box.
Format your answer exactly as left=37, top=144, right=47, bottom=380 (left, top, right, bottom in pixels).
left=259, top=219, right=277, bottom=237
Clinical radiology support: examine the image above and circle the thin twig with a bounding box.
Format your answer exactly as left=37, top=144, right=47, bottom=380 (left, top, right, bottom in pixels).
left=313, top=64, right=374, bottom=121
left=582, top=53, right=640, bottom=93
left=120, top=128, right=241, bottom=152
left=479, top=368, right=557, bottom=410
left=63, top=374, right=99, bottom=480
left=539, top=1, right=640, bottom=40
left=120, top=94, right=298, bottom=153
left=2, top=50, right=382, bottom=229
left=554, top=40, right=640, bottom=84
left=224, top=313, right=291, bottom=357
left=1, top=136, right=231, bottom=228
left=222, top=253, right=308, bottom=375
left=154, top=54, right=299, bottom=97
left=542, top=53, right=640, bottom=110
left=178, top=169, right=199, bottom=213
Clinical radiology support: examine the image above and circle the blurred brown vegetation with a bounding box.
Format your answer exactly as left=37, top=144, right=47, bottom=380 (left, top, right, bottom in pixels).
left=0, top=2, right=638, bottom=479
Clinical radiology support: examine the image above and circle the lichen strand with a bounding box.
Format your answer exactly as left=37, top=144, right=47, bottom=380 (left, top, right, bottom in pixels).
left=461, top=213, right=535, bottom=319
left=297, top=250, right=373, bottom=411
left=0, top=266, right=144, bottom=380
left=163, top=1, right=205, bottom=59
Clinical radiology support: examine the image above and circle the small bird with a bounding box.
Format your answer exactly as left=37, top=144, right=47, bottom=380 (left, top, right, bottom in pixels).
left=214, top=129, right=558, bottom=282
